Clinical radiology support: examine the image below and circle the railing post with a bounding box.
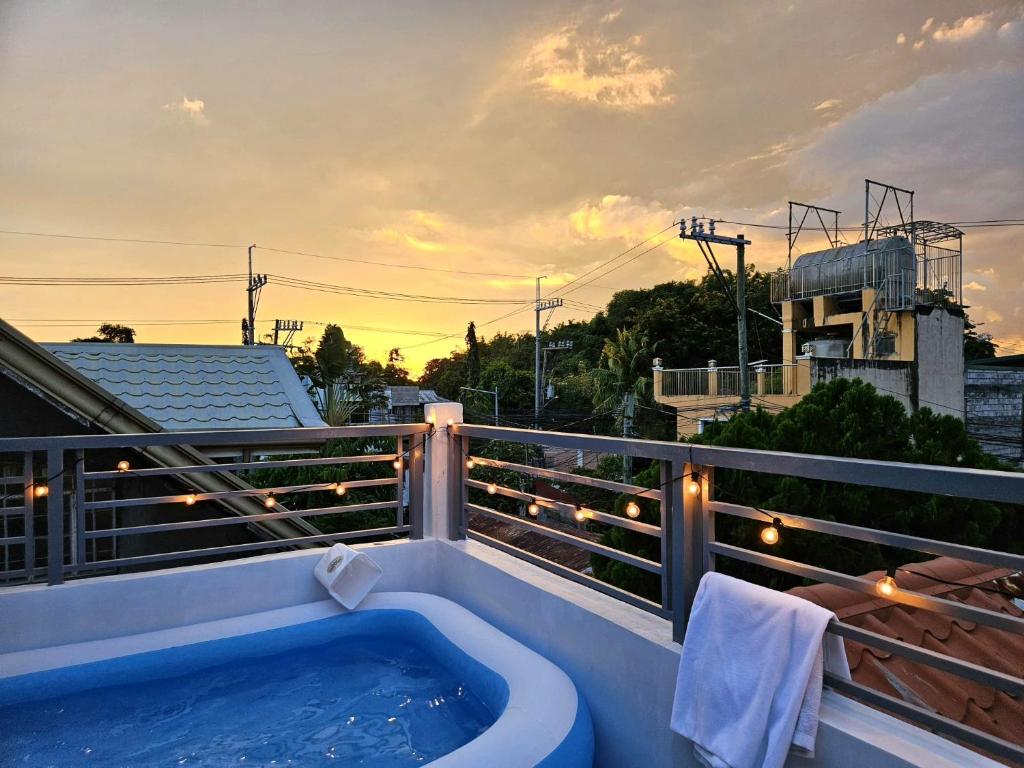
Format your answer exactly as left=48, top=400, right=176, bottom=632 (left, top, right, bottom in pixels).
left=669, top=459, right=706, bottom=644
left=71, top=449, right=86, bottom=571
left=45, top=448, right=64, bottom=586
left=423, top=402, right=464, bottom=540
left=667, top=458, right=686, bottom=642
left=395, top=435, right=405, bottom=529
left=408, top=431, right=425, bottom=539
left=22, top=452, right=35, bottom=582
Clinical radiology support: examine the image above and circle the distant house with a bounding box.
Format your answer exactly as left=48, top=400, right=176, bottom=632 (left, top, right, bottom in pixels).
left=965, top=354, right=1024, bottom=468
left=370, top=386, right=448, bottom=424
left=0, top=320, right=324, bottom=578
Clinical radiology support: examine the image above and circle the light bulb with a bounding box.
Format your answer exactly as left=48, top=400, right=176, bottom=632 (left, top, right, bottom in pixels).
left=574, top=506, right=586, bottom=522
left=446, top=418, right=454, bottom=427
left=116, top=460, right=130, bottom=473
left=335, top=485, right=346, bottom=496
left=688, top=471, right=701, bottom=495
left=486, top=483, right=497, bottom=495
left=527, top=501, right=540, bottom=516
left=760, top=518, right=782, bottom=545
left=34, top=485, right=48, bottom=498
left=466, top=458, right=475, bottom=470
left=392, top=459, right=402, bottom=470
left=426, top=414, right=435, bottom=424
left=264, top=496, right=276, bottom=508
left=876, top=568, right=898, bottom=598
left=625, top=501, right=641, bottom=519
left=185, top=494, right=197, bottom=506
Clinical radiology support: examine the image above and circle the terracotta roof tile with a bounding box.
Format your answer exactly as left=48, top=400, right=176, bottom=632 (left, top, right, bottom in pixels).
left=790, top=557, right=1024, bottom=763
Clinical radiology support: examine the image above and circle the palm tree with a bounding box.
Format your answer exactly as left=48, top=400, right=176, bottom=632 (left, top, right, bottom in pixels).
left=592, top=328, right=655, bottom=483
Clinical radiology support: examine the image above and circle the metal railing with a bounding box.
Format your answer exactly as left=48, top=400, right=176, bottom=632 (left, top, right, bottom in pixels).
left=0, top=424, right=429, bottom=586
left=449, top=423, right=1024, bottom=763
left=657, top=364, right=798, bottom=399
left=2, top=420, right=1022, bottom=761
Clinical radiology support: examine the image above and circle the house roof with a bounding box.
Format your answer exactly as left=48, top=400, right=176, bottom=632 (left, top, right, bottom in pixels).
left=789, top=557, right=1024, bottom=752
left=41, top=343, right=325, bottom=431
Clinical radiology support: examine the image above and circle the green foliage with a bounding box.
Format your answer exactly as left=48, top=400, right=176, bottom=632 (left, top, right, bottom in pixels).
left=71, top=323, right=136, bottom=343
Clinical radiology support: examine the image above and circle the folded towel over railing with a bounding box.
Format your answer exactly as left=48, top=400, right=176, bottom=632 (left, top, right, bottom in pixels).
left=670, top=572, right=850, bottom=768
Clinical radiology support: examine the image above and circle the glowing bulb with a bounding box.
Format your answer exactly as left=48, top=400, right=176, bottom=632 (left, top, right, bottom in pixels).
left=264, top=496, right=276, bottom=508
left=876, top=568, right=898, bottom=598
left=446, top=418, right=454, bottom=427
left=760, top=518, right=782, bottom=545
left=426, top=413, right=436, bottom=424
left=116, top=460, right=130, bottom=473
left=486, top=483, right=497, bottom=495
left=335, top=484, right=346, bottom=496
left=465, top=459, right=475, bottom=470
left=688, top=471, right=701, bottom=495
left=574, top=506, right=586, bottom=523
left=34, top=485, right=48, bottom=498
left=527, top=501, right=540, bottom=516
left=625, top=501, right=641, bottom=519
left=185, top=494, right=197, bottom=506
left=392, top=459, right=402, bottom=470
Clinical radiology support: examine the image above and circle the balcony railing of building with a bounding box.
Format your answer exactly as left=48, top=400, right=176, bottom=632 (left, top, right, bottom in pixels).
left=656, top=363, right=798, bottom=399
left=0, top=420, right=1021, bottom=762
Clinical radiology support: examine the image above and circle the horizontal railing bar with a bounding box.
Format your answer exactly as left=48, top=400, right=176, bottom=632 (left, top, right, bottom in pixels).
left=465, top=478, right=661, bottom=537
left=0, top=476, right=25, bottom=485
left=452, top=424, right=1024, bottom=504
left=710, top=542, right=1024, bottom=635
left=825, top=674, right=1024, bottom=764
left=84, top=454, right=398, bottom=481
left=467, top=456, right=663, bottom=501
left=466, top=502, right=662, bottom=574
left=68, top=526, right=410, bottom=572
left=0, top=506, right=27, bottom=516
left=83, top=500, right=398, bottom=538
left=828, top=621, right=1024, bottom=696
left=467, top=529, right=669, bottom=618
left=709, top=500, right=1024, bottom=572
left=83, top=477, right=397, bottom=511
left=0, top=536, right=26, bottom=546
left=0, top=424, right=430, bottom=452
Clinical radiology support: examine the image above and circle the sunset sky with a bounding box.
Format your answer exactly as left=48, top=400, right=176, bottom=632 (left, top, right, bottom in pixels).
left=2, top=1, right=1022, bottom=373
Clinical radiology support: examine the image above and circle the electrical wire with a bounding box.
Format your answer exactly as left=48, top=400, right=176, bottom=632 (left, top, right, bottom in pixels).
left=254, top=245, right=532, bottom=279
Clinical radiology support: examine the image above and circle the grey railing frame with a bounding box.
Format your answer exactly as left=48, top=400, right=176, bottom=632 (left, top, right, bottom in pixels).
left=451, top=423, right=1024, bottom=763
left=0, top=424, right=430, bottom=586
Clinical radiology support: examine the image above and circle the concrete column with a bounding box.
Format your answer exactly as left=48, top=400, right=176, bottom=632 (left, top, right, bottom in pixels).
left=707, top=360, right=718, bottom=397
left=423, top=402, right=463, bottom=540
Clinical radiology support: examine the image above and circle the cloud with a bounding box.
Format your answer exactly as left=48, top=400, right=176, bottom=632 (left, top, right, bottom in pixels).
left=896, top=32, right=907, bottom=45
left=913, top=40, right=925, bottom=51
left=599, top=9, right=622, bottom=25
left=813, top=98, right=841, bottom=112
left=964, top=280, right=987, bottom=292
left=997, top=17, right=1024, bottom=44
left=162, top=96, right=208, bottom=125
left=921, top=17, right=934, bottom=33
left=931, top=13, right=993, bottom=43
left=521, top=19, right=673, bottom=110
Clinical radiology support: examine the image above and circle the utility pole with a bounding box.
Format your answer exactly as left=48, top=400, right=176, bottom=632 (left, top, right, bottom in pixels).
left=244, top=244, right=269, bottom=346
left=273, top=319, right=303, bottom=347
left=533, top=277, right=563, bottom=428
left=680, top=218, right=753, bottom=411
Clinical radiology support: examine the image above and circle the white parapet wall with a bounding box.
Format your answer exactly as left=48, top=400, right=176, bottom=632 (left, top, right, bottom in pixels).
left=0, top=539, right=1001, bottom=768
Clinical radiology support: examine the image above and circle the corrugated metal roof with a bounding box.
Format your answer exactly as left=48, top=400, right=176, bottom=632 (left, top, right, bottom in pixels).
left=41, top=343, right=326, bottom=431
left=790, top=557, right=1024, bottom=756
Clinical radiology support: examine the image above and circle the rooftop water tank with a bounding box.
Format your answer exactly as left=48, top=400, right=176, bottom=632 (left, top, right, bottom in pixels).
left=789, top=236, right=915, bottom=299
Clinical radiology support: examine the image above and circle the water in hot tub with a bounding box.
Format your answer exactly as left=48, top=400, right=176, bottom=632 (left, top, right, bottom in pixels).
left=1, top=632, right=497, bottom=766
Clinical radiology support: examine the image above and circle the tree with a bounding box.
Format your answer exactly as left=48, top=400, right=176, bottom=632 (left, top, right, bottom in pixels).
left=964, top=313, right=998, bottom=360
left=465, top=322, right=481, bottom=388
left=71, top=323, right=136, bottom=343
left=592, top=328, right=655, bottom=482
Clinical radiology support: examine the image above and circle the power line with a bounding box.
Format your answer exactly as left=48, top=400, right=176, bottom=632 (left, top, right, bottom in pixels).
left=550, top=223, right=677, bottom=298
left=254, top=245, right=531, bottom=279
left=0, top=229, right=245, bottom=247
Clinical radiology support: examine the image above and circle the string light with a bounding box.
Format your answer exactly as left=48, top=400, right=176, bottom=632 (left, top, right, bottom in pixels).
left=335, top=484, right=347, bottom=497
left=625, top=501, right=641, bottom=519
left=527, top=500, right=540, bottom=516
left=392, top=459, right=402, bottom=470
left=185, top=493, right=197, bottom=506
left=486, top=483, right=497, bottom=495
left=688, top=472, right=701, bottom=496
left=760, top=517, right=782, bottom=545
left=116, top=460, right=130, bottom=473
left=574, top=505, right=586, bottom=523
left=446, top=418, right=455, bottom=427
left=264, top=495, right=276, bottom=508
left=876, top=566, right=898, bottom=598
left=34, top=485, right=48, bottom=498
left=466, top=458, right=475, bottom=470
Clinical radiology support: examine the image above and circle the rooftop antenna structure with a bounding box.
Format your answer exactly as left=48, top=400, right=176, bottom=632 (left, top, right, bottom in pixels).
left=534, top=277, right=563, bottom=429
left=788, top=201, right=842, bottom=270
left=680, top=216, right=753, bottom=411
left=273, top=319, right=304, bottom=348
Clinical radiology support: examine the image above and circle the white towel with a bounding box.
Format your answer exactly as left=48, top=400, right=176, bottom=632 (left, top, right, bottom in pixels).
left=670, top=572, right=850, bottom=768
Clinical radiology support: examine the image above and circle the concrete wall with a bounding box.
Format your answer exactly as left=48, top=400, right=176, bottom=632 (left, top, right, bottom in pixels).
left=966, top=368, right=1024, bottom=467
left=0, top=540, right=1000, bottom=768
left=809, top=358, right=914, bottom=410
left=915, top=307, right=965, bottom=417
